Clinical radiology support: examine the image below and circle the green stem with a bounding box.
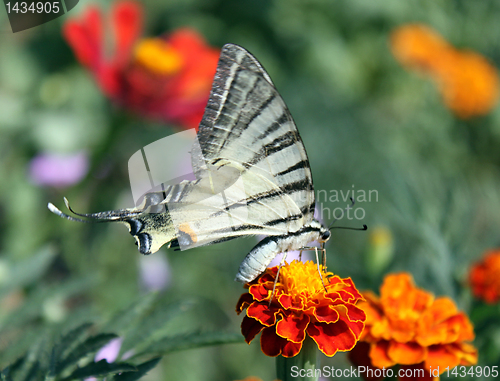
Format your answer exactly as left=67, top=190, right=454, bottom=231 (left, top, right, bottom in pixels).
left=276, top=337, right=319, bottom=381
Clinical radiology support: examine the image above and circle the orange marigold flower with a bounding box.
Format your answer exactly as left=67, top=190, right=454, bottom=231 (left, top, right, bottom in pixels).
left=390, top=24, right=451, bottom=73
left=390, top=24, right=499, bottom=119
left=469, top=249, right=500, bottom=304
left=62, top=0, right=220, bottom=130
left=236, top=260, right=366, bottom=358
left=349, top=273, right=477, bottom=381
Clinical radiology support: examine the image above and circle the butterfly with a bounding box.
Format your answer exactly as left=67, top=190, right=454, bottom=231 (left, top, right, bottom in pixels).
left=48, top=44, right=333, bottom=283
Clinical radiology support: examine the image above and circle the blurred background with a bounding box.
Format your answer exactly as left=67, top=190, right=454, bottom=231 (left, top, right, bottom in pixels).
left=1, top=0, right=500, bottom=380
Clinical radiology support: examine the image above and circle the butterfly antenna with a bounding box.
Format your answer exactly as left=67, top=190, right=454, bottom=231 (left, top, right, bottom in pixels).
left=47, top=202, right=95, bottom=223
left=48, top=198, right=142, bottom=223
left=330, top=225, right=368, bottom=231
left=327, top=197, right=356, bottom=230
left=327, top=198, right=367, bottom=232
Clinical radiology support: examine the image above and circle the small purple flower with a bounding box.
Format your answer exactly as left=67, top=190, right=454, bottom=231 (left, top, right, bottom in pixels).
left=139, top=252, right=171, bottom=291
left=29, top=151, right=89, bottom=187
left=95, top=337, right=123, bottom=363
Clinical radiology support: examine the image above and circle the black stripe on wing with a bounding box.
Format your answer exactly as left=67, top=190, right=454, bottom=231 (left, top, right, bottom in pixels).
left=196, top=44, right=316, bottom=226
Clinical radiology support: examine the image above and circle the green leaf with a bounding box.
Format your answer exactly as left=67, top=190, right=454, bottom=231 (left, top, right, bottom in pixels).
left=61, top=360, right=136, bottom=381
left=0, top=367, right=13, bottom=381
left=102, top=292, right=158, bottom=335
left=112, top=357, right=161, bottom=381
left=119, top=299, right=194, bottom=356
left=56, top=333, right=118, bottom=374
left=135, top=331, right=243, bottom=357
left=0, top=245, right=57, bottom=298
left=0, top=277, right=95, bottom=334
left=20, top=360, right=40, bottom=381
left=46, top=348, right=57, bottom=381
left=53, top=323, right=93, bottom=363
left=13, top=336, right=46, bottom=381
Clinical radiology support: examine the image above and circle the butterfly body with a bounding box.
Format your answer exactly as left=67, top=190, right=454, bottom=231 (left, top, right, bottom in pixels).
left=49, top=44, right=331, bottom=283
left=237, top=219, right=330, bottom=283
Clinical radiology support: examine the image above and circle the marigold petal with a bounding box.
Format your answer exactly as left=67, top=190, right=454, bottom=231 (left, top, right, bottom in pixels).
left=416, top=297, right=460, bottom=346
left=358, top=300, right=383, bottom=325
left=249, top=284, right=271, bottom=302
left=381, top=273, right=415, bottom=300
left=241, top=315, right=265, bottom=344
left=260, top=326, right=287, bottom=357
left=276, top=314, right=309, bottom=343
left=314, top=305, right=340, bottom=323
left=447, top=343, right=478, bottom=366
left=345, top=319, right=365, bottom=339
left=423, top=345, right=459, bottom=371
left=344, top=303, right=367, bottom=322
left=447, top=313, right=475, bottom=342
left=307, top=320, right=357, bottom=356
left=277, top=293, right=293, bottom=309
left=387, top=341, right=427, bottom=365
left=348, top=342, right=386, bottom=381
left=281, top=340, right=303, bottom=358
left=236, top=293, right=254, bottom=314
left=369, top=341, right=395, bottom=368
left=247, top=302, right=278, bottom=326
left=338, top=277, right=364, bottom=301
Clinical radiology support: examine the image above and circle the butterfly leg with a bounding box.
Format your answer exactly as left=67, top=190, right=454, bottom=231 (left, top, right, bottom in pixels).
left=321, top=244, right=326, bottom=269
left=270, top=253, right=288, bottom=306
left=314, top=247, right=328, bottom=292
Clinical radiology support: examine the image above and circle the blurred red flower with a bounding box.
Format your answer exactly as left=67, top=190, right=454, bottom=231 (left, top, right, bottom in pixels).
left=236, top=260, right=366, bottom=358
left=469, top=249, right=500, bottom=304
left=349, top=273, right=477, bottom=381
left=63, top=0, right=220, bottom=129
left=390, top=24, right=499, bottom=119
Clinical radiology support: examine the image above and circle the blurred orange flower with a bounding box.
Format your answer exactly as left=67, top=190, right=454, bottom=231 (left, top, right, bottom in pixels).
left=469, top=249, right=500, bottom=304
left=349, top=273, right=477, bottom=381
left=236, top=260, right=366, bottom=358
left=390, top=24, right=499, bottom=118
left=63, top=0, right=220, bottom=129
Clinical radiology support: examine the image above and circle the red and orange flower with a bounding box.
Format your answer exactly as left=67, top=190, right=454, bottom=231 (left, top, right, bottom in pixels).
left=390, top=24, right=499, bottom=119
left=63, top=0, right=220, bottom=129
left=236, top=260, right=366, bottom=358
left=349, top=273, right=477, bottom=381
left=469, top=249, right=500, bottom=304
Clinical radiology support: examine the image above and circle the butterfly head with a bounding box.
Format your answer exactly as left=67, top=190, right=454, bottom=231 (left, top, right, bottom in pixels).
left=319, top=229, right=331, bottom=242
left=310, top=219, right=331, bottom=243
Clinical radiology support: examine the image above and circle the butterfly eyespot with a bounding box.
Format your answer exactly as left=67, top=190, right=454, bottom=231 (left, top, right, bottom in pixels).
left=178, top=223, right=198, bottom=244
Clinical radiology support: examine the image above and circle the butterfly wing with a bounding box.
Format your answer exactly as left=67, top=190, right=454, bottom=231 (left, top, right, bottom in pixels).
left=168, top=44, right=316, bottom=248
left=49, top=44, right=316, bottom=257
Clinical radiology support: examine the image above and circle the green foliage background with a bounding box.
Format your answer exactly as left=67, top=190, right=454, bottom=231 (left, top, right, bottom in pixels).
left=1, top=0, right=500, bottom=380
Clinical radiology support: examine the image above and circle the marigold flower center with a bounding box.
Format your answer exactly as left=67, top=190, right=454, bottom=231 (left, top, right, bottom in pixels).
left=134, top=38, right=183, bottom=75
left=279, top=260, right=333, bottom=296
